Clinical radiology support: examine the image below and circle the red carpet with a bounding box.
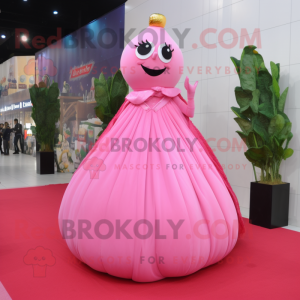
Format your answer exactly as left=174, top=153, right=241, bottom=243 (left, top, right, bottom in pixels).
left=0, top=184, right=299, bottom=300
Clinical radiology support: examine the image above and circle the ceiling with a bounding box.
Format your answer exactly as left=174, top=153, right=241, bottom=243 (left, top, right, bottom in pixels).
left=0, top=0, right=127, bottom=64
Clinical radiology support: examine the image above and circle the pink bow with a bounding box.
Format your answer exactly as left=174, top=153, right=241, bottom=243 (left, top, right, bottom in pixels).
left=125, top=87, right=181, bottom=105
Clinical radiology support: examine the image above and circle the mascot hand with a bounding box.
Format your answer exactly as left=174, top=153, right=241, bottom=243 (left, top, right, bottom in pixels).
left=184, top=76, right=198, bottom=100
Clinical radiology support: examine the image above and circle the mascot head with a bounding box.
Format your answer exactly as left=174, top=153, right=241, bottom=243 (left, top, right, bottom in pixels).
left=120, top=14, right=184, bottom=90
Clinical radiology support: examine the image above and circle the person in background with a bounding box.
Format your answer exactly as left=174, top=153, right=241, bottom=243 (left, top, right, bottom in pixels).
left=0, top=123, right=4, bottom=154
left=3, top=122, right=12, bottom=155
left=13, top=118, right=23, bottom=154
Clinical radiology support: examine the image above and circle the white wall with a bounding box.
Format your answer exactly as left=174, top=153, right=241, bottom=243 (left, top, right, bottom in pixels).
left=125, top=0, right=300, bottom=227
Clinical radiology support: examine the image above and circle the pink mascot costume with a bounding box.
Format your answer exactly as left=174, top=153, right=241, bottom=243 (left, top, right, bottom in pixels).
left=59, top=14, right=245, bottom=282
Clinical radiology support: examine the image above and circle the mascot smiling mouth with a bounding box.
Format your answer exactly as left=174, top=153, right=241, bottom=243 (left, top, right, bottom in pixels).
left=141, top=65, right=166, bottom=77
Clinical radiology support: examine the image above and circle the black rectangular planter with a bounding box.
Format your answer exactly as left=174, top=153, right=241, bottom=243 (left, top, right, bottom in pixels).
left=36, top=151, right=55, bottom=175
left=249, top=182, right=290, bottom=229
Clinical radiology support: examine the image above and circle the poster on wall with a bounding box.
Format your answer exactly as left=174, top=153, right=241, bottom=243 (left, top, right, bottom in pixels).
left=35, top=5, right=125, bottom=171
left=0, top=56, right=35, bottom=98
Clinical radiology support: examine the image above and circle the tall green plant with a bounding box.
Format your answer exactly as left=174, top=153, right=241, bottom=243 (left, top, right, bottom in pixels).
left=231, top=45, right=293, bottom=184
left=29, top=81, right=60, bottom=152
left=94, top=70, right=129, bottom=135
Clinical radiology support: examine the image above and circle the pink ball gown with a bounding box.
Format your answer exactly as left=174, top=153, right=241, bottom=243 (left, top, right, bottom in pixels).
left=59, top=14, right=244, bottom=282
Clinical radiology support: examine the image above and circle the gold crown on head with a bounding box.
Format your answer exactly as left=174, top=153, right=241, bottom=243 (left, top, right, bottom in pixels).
left=149, top=13, right=166, bottom=28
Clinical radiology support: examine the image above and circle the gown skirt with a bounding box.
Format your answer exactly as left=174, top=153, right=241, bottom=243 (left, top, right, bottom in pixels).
left=58, top=96, right=238, bottom=282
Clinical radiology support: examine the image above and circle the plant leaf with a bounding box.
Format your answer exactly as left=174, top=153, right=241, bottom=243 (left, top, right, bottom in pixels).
left=231, top=107, right=249, bottom=120
left=270, top=61, right=279, bottom=82
left=236, top=131, right=249, bottom=147
left=286, top=132, right=293, bottom=149
left=247, top=131, right=264, bottom=148
left=245, top=145, right=273, bottom=161
left=276, top=63, right=280, bottom=81
left=257, top=69, right=272, bottom=103
left=240, top=46, right=256, bottom=92
left=29, top=85, right=38, bottom=106
left=277, top=145, right=284, bottom=157
left=250, top=89, right=260, bottom=113
left=258, top=102, right=275, bottom=119
left=278, top=87, right=288, bottom=112
left=230, top=57, right=241, bottom=77
left=277, top=122, right=292, bottom=143
left=234, top=117, right=252, bottom=134
left=278, top=111, right=290, bottom=123
left=48, top=82, right=60, bottom=103
left=252, top=114, right=269, bottom=141
left=95, top=73, right=110, bottom=106
left=107, top=76, right=112, bottom=94
left=94, top=104, right=104, bottom=121
left=244, top=152, right=263, bottom=168
left=283, top=148, right=294, bottom=160
left=262, top=145, right=273, bottom=157
left=272, top=77, right=280, bottom=98
left=270, top=85, right=278, bottom=116
left=244, top=145, right=273, bottom=168
left=235, top=87, right=252, bottom=109
left=253, top=52, right=264, bottom=73
left=268, top=114, right=285, bottom=136
left=109, top=70, right=129, bottom=115
left=30, top=125, right=36, bottom=135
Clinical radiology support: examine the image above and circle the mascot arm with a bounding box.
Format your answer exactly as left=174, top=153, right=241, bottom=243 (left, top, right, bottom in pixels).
left=173, top=95, right=195, bottom=118
left=173, top=76, right=198, bottom=118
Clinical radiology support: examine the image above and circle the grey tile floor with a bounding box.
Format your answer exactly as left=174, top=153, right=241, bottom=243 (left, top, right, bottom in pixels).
left=0, top=150, right=73, bottom=189
left=0, top=150, right=299, bottom=233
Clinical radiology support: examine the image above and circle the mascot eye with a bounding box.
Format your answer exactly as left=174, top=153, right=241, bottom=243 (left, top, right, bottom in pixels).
left=135, top=40, right=155, bottom=59
left=158, top=43, right=174, bottom=63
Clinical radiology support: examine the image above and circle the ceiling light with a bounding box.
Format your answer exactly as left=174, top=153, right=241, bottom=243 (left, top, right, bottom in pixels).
left=53, top=11, right=58, bottom=15
left=21, top=35, right=28, bottom=42
left=1, top=35, right=6, bottom=39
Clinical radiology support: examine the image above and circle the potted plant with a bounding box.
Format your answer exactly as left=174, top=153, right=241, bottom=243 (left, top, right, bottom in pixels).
left=230, top=45, right=293, bottom=229
left=29, top=81, right=61, bottom=174
left=94, top=70, right=129, bottom=136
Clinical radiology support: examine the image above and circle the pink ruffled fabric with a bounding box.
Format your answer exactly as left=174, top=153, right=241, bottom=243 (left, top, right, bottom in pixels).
left=60, top=88, right=245, bottom=282
left=80, top=89, right=245, bottom=235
